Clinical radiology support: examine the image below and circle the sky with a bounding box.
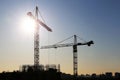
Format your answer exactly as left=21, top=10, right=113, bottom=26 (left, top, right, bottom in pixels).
left=0, top=0, right=120, bottom=75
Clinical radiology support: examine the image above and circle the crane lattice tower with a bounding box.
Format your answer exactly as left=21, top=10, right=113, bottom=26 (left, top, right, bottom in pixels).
left=27, top=6, right=52, bottom=70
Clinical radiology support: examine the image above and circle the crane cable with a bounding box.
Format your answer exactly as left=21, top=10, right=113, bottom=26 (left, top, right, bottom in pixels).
left=37, top=4, right=51, bottom=64
left=54, top=35, right=74, bottom=45
left=38, top=10, right=46, bottom=23
left=76, top=35, right=87, bottom=43
left=54, top=35, right=87, bottom=45
left=34, top=0, right=38, bottom=7
left=32, top=0, right=46, bottom=23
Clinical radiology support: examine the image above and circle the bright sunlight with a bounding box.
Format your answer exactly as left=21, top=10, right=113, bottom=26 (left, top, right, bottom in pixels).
left=21, top=16, right=36, bottom=34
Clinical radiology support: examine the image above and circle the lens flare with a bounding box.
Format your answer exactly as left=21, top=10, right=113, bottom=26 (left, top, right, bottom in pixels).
left=21, top=16, right=36, bottom=34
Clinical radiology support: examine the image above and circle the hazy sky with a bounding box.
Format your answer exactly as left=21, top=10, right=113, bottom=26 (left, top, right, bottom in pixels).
left=0, top=0, right=120, bottom=75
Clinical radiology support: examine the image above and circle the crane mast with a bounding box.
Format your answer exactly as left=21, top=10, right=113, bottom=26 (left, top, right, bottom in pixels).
left=34, top=6, right=39, bottom=68
left=27, top=6, right=52, bottom=70
left=73, top=35, right=78, bottom=79
left=40, top=35, right=94, bottom=80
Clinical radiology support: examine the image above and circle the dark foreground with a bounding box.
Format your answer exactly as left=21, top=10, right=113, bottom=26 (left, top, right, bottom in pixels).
left=0, top=70, right=120, bottom=80
left=0, top=69, right=61, bottom=80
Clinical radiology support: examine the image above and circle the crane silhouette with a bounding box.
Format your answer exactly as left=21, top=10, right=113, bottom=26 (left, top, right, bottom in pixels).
left=41, top=35, right=94, bottom=80
left=27, top=6, right=52, bottom=70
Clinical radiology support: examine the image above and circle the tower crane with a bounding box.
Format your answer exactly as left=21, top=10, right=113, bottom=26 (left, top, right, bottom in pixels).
left=27, top=6, right=52, bottom=70
left=40, top=35, right=94, bottom=80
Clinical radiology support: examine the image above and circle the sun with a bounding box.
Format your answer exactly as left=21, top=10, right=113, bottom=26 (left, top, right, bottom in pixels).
left=21, top=16, right=36, bottom=34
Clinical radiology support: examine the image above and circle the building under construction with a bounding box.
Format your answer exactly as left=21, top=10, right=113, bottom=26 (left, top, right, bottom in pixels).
left=19, top=64, right=60, bottom=72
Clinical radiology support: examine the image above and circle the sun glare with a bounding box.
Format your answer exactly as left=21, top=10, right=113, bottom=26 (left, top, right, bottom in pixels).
left=21, top=16, right=36, bottom=34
